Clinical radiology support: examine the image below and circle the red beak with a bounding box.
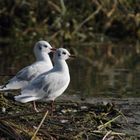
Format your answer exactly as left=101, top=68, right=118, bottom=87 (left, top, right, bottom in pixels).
left=51, top=48, right=56, bottom=52
left=69, top=55, right=76, bottom=58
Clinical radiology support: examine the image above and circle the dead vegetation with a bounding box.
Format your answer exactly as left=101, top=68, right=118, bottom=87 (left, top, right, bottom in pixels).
left=0, top=94, right=136, bottom=140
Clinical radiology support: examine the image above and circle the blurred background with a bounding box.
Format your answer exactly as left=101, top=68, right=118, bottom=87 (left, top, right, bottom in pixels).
left=0, top=0, right=140, bottom=98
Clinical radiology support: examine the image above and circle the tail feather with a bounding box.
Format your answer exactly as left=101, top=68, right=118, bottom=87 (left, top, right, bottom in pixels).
left=15, top=95, right=40, bottom=103
left=0, top=85, right=11, bottom=91
left=0, top=81, right=11, bottom=91
left=0, top=80, right=28, bottom=91
left=0, top=83, right=19, bottom=91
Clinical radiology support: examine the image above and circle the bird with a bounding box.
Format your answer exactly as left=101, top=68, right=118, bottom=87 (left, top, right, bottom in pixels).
left=15, top=48, right=75, bottom=113
left=0, top=41, right=54, bottom=111
left=0, top=40, right=54, bottom=91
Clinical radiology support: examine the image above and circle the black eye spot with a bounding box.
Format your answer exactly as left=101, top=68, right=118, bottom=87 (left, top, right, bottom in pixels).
left=44, top=45, right=48, bottom=48
left=62, top=51, right=66, bottom=55
left=39, top=46, right=42, bottom=50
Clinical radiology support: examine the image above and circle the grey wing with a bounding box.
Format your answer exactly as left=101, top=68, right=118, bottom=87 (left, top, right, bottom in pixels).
left=24, top=73, right=45, bottom=90
left=16, top=66, right=37, bottom=81
left=42, top=73, right=69, bottom=98
left=21, top=74, right=45, bottom=96
left=30, top=75, right=44, bottom=90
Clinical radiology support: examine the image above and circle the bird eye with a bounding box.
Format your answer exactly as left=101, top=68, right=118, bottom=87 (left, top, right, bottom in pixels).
left=39, top=46, right=42, bottom=50
left=44, top=45, right=48, bottom=48
left=62, top=51, right=66, bottom=55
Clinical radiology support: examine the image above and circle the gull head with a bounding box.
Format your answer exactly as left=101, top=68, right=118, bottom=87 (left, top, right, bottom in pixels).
left=34, top=40, right=53, bottom=55
left=54, top=48, right=74, bottom=61
left=34, top=41, right=53, bottom=60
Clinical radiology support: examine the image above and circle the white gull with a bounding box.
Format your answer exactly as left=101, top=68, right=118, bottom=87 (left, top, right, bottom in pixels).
left=0, top=40, right=53, bottom=91
left=15, top=48, right=74, bottom=112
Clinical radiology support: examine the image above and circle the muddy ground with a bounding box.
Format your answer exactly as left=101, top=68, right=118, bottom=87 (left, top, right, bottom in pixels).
left=0, top=94, right=139, bottom=140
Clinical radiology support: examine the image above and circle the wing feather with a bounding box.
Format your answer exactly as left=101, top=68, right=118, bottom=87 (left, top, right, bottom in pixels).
left=16, top=66, right=37, bottom=81
left=20, top=72, right=69, bottom=100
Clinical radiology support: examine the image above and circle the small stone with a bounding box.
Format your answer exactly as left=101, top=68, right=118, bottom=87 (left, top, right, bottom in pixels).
left=2, top=107, right=6, bottom=113
left=80, top=106, right=88, bottom=110
left=60, top=119, right=68, bottom=123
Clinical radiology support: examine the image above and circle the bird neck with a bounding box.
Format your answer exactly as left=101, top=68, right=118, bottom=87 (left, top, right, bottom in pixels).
left=36, top=52, right=52, bottom=65
left=54, top=59, right=69, bottom=73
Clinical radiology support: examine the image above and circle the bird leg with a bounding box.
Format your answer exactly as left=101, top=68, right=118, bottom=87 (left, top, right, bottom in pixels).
left=33, top=101, right=39, bottom=112
left=50, top=100, right=55, bottom=116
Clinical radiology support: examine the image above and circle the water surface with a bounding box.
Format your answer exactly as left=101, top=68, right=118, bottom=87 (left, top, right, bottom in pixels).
left=0, top=39, right=140, bottom=98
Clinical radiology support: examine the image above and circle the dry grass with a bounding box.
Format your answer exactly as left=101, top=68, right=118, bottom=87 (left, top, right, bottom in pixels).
left=0, top=94, right=136, bottom=140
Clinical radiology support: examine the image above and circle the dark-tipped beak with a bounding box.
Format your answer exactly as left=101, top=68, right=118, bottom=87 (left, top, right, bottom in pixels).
left=69, top=55, right=76, bottom=58
left=51, top=48, right=56, bottom=52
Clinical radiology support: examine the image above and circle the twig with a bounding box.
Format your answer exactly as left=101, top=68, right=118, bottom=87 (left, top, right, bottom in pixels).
left=31, top=111, right=48, bottom=140
left=93, top=130, right=125, bottom=136
left=102, top=130, right=112, bottom=140
left=48, top=1, right=61, bottom=13
left=117, top=134, right=124, bottom=140
left=98, top=115, right=121, bottom=130
left=60, top=0, right=66, bottom=15
left=0, top=120, right=24, bottom=140
left=118, top=110, right=128, bottom=124
left=72, top=6, right=102, bottom=35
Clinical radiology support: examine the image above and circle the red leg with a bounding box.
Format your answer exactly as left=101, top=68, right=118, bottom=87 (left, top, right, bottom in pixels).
left=50, top=100, right=54, bottom=116
left=33, top=101, right=39, bottom=112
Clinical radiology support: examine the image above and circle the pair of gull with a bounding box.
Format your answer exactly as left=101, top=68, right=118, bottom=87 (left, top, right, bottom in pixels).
left=0, top=41, right=74, bottom=112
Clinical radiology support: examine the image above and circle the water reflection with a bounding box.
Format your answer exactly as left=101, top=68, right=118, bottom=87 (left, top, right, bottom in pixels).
left=69, top=61, right=140, bottom=97
left=68, top=41, right=140, bottom=98
left=0, top=40, right=140, bottom=98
